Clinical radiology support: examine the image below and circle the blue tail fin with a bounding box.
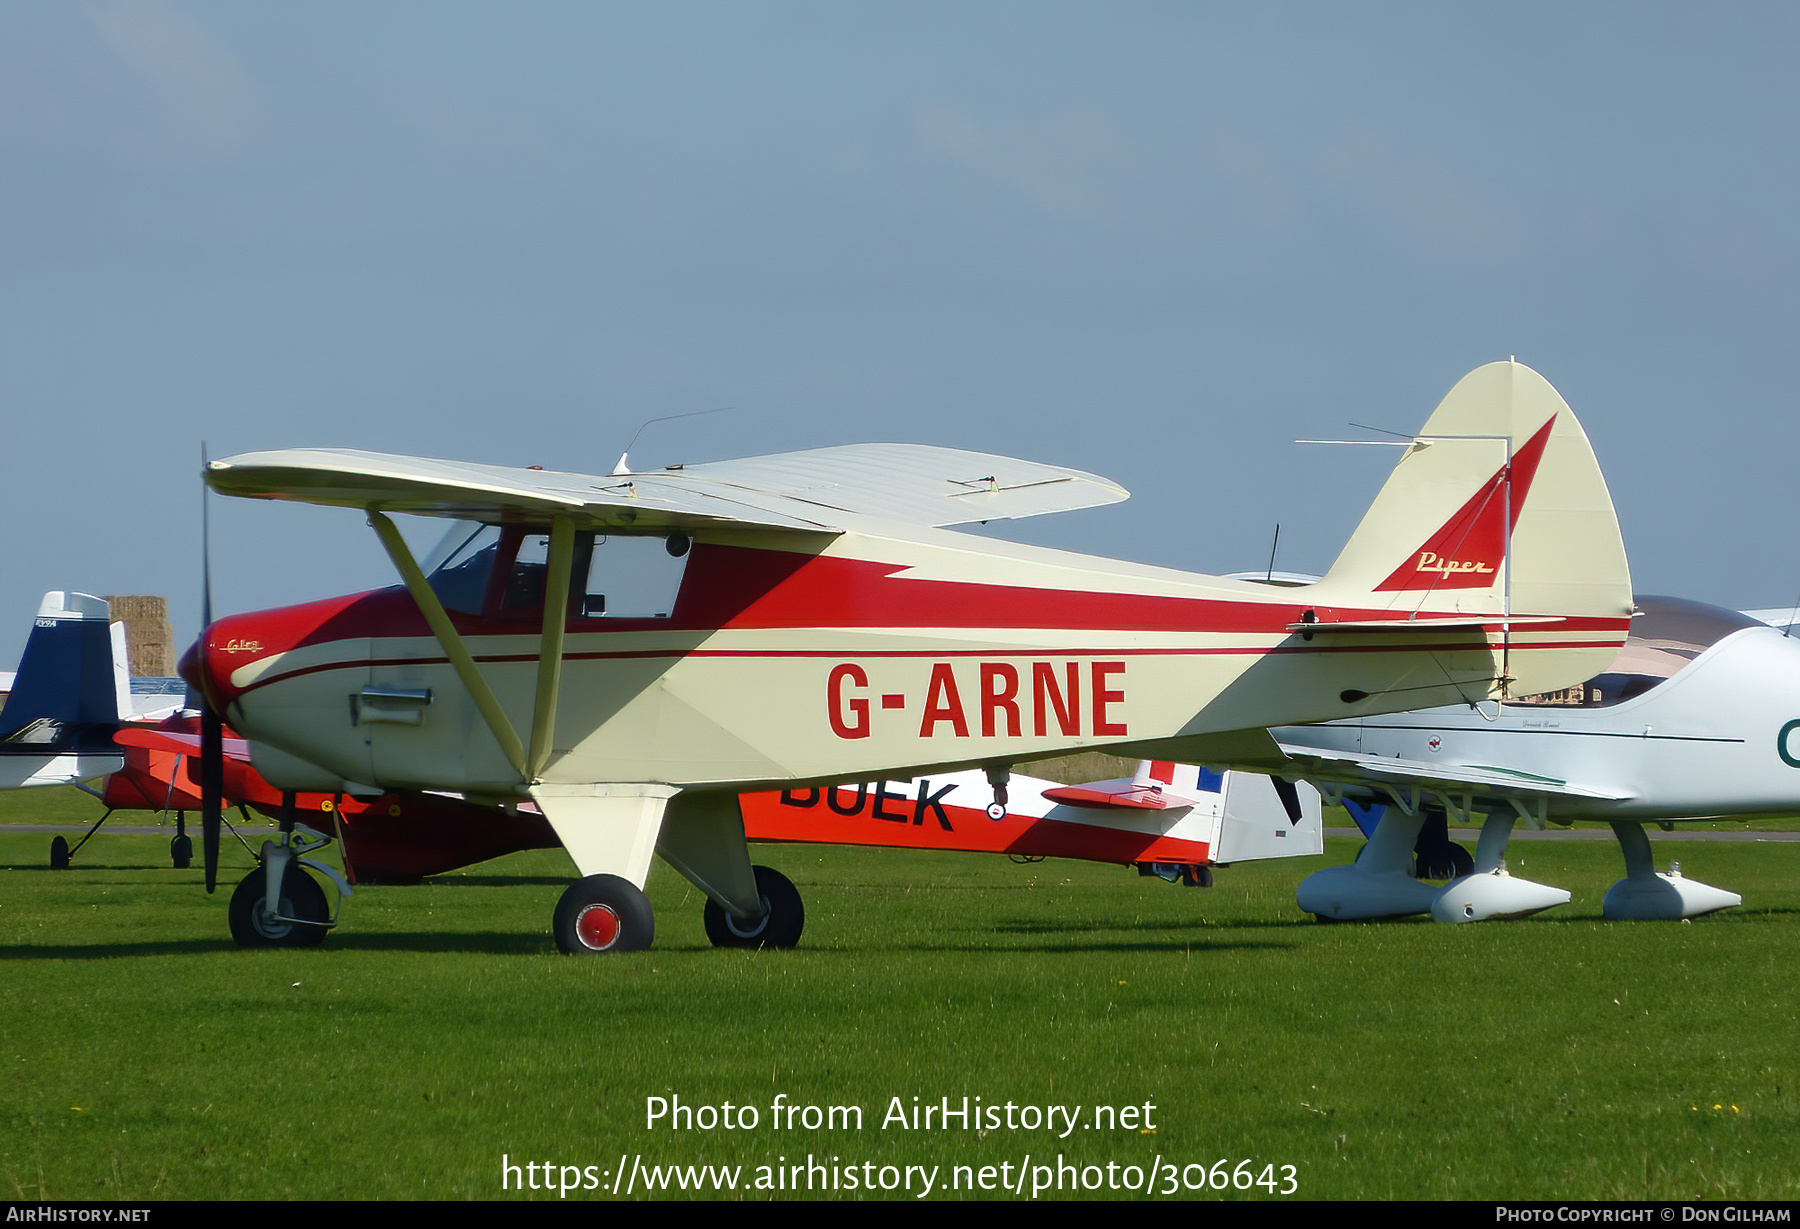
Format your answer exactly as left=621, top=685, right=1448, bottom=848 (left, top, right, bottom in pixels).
left=1343, top=797, right=1387, bottom=839
left=0, top=592, right=127, bottom=755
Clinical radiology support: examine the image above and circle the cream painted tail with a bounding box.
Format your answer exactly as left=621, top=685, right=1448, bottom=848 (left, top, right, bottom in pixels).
left=1311, top=360, right=1633, bottom=698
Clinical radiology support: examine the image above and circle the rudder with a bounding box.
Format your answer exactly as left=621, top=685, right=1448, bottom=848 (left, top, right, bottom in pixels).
left=1319, top=360, right=1630, bottom=621
left=0, top=592, right=127, bottom=753
left=1312, top=360, right=1633, bottom=699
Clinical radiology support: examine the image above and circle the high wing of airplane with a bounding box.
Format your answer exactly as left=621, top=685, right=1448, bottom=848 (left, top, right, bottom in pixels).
left=1, top=592, right=130, bottom=791
left=184, top=360, right=1634, bottom=953
left=1266, top=595, right=1797, bottom=923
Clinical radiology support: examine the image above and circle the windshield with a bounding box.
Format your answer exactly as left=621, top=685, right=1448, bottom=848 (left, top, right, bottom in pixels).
left=425, top=522, right=501, bottom=616
left=1506, top=595, right=1761, bottom=708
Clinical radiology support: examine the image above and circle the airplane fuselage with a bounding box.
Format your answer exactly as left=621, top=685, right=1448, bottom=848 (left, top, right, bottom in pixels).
left=194, top=524, right=1627, bottom=796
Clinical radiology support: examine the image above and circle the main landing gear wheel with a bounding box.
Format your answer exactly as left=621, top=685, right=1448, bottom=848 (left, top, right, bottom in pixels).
left=553, top=874, right=655, bottom=955
left=1181, top=864, right=1214, bottom=888
left=228, top=866, right=329, bottom=948
left=171, top=834, right=193, bottom=869
left=49, top=836, right=69, bottom=870
left=1416, top=843, right=1475, bottom=882
left=703, top=865, right=805, bottom=950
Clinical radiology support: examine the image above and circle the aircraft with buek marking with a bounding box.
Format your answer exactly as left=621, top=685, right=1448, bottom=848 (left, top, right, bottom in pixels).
left=181, top=361, right=1633, bottom=953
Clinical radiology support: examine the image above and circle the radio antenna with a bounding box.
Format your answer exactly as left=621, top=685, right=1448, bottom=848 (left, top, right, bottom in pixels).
left=613, top=407, right=730, bottom=476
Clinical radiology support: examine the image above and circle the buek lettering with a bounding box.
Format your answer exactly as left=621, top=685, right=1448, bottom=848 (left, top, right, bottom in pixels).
left=829, top=660, right=1127, bottom=740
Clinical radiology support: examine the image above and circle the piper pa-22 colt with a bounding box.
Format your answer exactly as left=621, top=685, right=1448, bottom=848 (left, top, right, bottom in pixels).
left=184, top=360, right=1633, bottom=954
left=1275, top=595, right=1800, bottom=923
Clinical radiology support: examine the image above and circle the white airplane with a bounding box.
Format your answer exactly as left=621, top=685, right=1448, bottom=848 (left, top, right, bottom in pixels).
left=183, top=360, right=1634, bottom=953
left=1269, top=594, right=1800, bottom=923
left=0, top=590, right=196, bottom=870
left=0, top=592, right=131, bottom=791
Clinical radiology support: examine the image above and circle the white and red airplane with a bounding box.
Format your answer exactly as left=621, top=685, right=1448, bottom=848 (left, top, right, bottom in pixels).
left=739, top=760, right=1320, bottom=877
left=182, top=360, right=1634, bottom=953
left=1272, top=594, right=1800, bottom=923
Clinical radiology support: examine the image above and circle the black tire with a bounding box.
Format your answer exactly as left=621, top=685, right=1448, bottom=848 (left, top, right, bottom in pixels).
left=171, top=834, right=193, bottom=870
left=1449, top=843, right=1474, bottom=879
left=1180, top=864, right=1214, bottom=889
left=228, top=866, right=330, bottom=948
left=1410, top=808, right=1477, bottom=881
left=553, top=874, right=655, bottom=954
left=703, top=865, right=804, bottom=950
left=49, top=836, right=69, bottom=870
left=1417, top=842, right=1475, bottom=881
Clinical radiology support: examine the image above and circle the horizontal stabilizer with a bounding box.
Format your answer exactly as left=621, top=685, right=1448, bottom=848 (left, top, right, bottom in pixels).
left=1285, top=615, right=1565, bottom=634
left=1040, top=784, right=1189, bottom=810
left=1042, top=759, right=1217, bottom=811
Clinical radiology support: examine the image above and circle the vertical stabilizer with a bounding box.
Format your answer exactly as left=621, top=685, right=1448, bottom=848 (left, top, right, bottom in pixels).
left=0, top=592, right=124, bottom=752
left=1319, top=360, right=1631, bottom=624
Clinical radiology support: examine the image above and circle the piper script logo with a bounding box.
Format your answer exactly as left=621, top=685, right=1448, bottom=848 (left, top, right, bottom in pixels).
left=1414, top=552, right=1493, bottom=579
left=1373, top=415, right=1556, bottom=593
left=221, top=638, right=263, bottom=654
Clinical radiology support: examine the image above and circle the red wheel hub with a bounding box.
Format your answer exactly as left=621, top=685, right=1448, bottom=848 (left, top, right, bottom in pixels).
left=575, top=903, right=621, bottom=950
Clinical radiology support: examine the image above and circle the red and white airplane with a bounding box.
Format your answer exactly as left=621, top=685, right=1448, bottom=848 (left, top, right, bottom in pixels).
left=736, top=759, right=1320, bottom=897
left=182, top=360, right=1634, bottom=953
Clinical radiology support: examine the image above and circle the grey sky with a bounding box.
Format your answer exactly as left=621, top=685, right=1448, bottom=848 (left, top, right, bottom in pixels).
left=3, top=1, right=1796, bottom=668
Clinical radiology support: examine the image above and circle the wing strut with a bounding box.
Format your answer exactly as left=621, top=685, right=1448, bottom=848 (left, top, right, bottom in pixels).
left=373, top=511, right=579, bottom=785
left=528, top=517, right=575, bottom=780
left=369, top=511, right=529, bottom=781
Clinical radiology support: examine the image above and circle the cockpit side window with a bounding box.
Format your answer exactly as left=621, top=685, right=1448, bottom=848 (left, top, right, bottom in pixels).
left=576, top=534, right=689, bottom=620
left=1505, top=595, right=1761, bottom=709
left=477, top=527, right=691, bottom=622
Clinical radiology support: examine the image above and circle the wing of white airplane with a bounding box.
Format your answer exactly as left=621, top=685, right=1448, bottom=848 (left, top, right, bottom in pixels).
left=1272, top=743, right=1634, bottom=805
left=203, top=444, right=1130, bottom=532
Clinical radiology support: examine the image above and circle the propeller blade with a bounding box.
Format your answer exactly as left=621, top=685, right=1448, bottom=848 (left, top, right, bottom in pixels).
left=201, top=702, right=222, bottom=893
left=199, top=443, right=223, bottom=895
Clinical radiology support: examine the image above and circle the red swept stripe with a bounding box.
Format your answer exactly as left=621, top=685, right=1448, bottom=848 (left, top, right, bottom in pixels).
left=1374, top=415, right=1556, bottom=592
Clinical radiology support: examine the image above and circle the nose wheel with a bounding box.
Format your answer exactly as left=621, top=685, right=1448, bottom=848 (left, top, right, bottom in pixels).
left=224, top=825, right=350, bottom=948
left=228, top=865, right=330, bottom=947
left=703, top=865, right=805, bottom=950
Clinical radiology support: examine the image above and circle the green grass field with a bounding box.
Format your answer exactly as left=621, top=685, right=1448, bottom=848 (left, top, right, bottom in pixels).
left=3, top=826, right=1797, bottom=1201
